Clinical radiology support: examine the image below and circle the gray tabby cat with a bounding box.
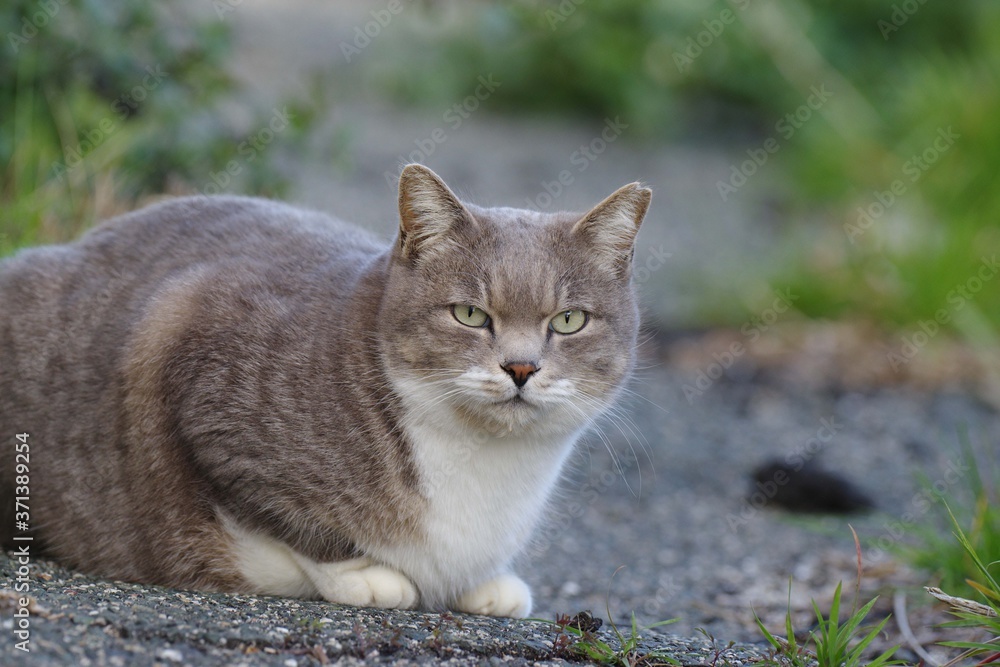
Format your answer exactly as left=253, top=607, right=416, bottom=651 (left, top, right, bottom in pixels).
left=0, top=164, right=650, bottom=617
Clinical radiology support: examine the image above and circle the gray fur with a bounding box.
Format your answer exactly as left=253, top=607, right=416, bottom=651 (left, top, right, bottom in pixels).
left=0, top=165, right=650, bottom=606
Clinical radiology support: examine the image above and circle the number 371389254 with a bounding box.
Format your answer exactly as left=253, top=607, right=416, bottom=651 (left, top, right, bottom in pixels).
left=14, top=433, right=30, bottom=523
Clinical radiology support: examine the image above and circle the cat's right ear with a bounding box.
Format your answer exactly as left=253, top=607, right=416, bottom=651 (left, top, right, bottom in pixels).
left=397, top=164, right=474, bottom=263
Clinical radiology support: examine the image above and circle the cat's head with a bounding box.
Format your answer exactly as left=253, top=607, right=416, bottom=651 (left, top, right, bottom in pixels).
left=380, top=164, right=650, bottom=439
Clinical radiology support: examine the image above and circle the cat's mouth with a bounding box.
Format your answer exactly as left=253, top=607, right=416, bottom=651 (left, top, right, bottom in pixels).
left=488, top=395, right=528, bottom=411
left=497, top=391, right=536, bottom=408
left=480, top=389, right=543, bottom=416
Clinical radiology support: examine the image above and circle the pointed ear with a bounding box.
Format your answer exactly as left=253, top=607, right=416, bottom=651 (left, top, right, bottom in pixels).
left=397, top=164, right=473, bottom=262
left=572, top=182, right=651, bottom=277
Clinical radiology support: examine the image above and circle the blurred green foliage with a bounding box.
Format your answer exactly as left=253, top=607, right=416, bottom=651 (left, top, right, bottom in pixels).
left=378, top=0, right=1000, bottom=333
left=377, top=0, right=982, bottom=134
left=4, top=0, right=998, bottom=334
left=1, top=0, right=319, bottom=256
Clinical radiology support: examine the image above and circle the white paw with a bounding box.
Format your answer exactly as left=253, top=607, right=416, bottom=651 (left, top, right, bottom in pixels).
left=455, top=573, right=532, bottom=618
left=334, top=565, right=419, bottom=609
left=293, top=556, right=419, bottom=610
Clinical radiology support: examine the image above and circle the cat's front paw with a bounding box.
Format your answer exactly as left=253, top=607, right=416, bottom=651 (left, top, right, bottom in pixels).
left=299, top=557, right=419, bottom=610
left=335, top=564, right=419, bottom=609
left=455, top=573, right=532, bottom=618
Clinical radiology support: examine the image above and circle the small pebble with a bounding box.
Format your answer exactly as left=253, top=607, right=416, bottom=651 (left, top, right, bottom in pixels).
left=158, top=648, right=184, bottom=662
left=559, top=581, right=582, bottom=596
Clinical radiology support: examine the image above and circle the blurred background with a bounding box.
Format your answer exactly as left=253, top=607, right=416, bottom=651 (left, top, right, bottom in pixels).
left=4, top=0, right=999, bottom=341
left=3, top=0, right=1000, bottom=652
left=3, top=0, right=999, bottom=346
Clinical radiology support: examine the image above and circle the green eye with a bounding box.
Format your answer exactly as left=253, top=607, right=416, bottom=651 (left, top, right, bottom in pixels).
left=453, top=304, right=491, bottom=328
left=550, top=310, right=588, bottom=334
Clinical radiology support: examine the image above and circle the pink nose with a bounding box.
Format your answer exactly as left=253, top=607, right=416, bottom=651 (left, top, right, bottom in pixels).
left=502, top=361, right=538, bottom=388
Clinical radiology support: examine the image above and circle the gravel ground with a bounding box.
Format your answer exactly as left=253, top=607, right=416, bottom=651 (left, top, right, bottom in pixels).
left=1, top=541, right=773, bottom=667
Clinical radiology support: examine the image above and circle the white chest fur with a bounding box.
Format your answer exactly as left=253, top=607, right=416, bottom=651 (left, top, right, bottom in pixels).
left=366, top=413, right=579, bottom=608
left=222, top=416, right=579, bottom=611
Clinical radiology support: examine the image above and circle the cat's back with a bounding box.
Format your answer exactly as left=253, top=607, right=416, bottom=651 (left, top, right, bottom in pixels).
left=66, top=195, right=381, bottom=277
left=109, top=195, right=381, bottom=260
left=1, top=195, right=383, bottom=331
left=0, top=196, right=386, bottom=550
left=2, top=196, right=378, bottom=425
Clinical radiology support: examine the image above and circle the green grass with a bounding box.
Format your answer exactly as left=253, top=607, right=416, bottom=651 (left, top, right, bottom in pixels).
left=929, top=506, right=1000, bottom=665
left=895, top=428, right=1000, bottom=601
left=1, top=0, right=326, bottom=259
left=552, top=611, right=680, bottom=666
left=534, top=567, right=680, bottom=666
left=754, top=529, right=903, bottom=667
left=754, top=583, right=902, bottom=667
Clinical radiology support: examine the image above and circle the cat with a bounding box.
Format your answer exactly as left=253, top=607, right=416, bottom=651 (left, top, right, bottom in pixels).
left=0, top=164, right=650, bottom=617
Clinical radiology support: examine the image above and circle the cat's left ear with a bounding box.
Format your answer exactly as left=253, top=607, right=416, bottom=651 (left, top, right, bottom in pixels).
left=573, top=183, right=652, bottom=277
left=397, top=164, right=475, bottom=263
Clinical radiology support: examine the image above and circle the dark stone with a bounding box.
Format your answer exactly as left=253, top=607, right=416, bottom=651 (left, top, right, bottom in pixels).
left=750, top=460, right=875, bottom=514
